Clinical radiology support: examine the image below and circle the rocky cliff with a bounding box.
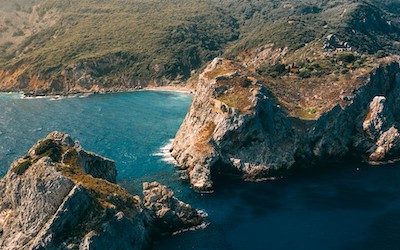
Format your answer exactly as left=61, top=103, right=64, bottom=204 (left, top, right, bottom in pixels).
left=0, top=132, right=205, bottom=249
left=171, top=57, right=400, bottom=192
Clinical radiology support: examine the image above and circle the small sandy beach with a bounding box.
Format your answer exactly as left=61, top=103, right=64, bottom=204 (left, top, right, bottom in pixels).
left=143, top=85, right=194, bottom=94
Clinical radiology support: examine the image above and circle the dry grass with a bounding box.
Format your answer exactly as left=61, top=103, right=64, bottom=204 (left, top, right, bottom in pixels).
left=203, top=60, right=238, bottom=79
left=204, top=59, right=257, bottom=113
left=14, top=139, right=140, bottom=216
left=195, top=121, right=216, bottom=154
left=262, top=69, right=370, bottom=120
left=216, top=76, right=254, bottom=112
left=57, top=160, right=140, bottom=218
left=14, top=141, right=142, bottom=217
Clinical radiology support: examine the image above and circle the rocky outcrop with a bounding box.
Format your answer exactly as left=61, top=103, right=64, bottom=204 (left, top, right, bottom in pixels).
left=171, top=57, right=400, bottom=192
left=363, top=96, right=400, bottom=162
left=0, top=132, right=205, bottom=249
left=143, top=182, right=205, bottom=233
left=238, top=44, right=288, bottom=68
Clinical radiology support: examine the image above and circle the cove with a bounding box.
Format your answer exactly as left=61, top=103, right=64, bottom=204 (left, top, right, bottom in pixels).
left=1, top=92, right=400, bottom=249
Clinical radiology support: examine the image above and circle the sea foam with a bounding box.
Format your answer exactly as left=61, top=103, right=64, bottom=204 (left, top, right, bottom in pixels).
left=152, top=139, right=177, bottom=165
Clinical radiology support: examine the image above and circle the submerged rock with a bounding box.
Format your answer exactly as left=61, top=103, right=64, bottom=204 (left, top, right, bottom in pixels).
left=0, top=132, right=205, bottom=249
left=172, top=57, right=400, bottom=192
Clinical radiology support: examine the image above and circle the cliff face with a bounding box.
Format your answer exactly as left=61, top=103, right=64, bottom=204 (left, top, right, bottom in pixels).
left=171, top=57, right=400, bottom=192
left=0, top=60, right=178, bottom=96
left=0, top=132, right=204, bottom=249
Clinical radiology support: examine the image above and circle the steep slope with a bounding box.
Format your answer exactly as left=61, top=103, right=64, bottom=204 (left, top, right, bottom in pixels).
left=0, top=0, right=240, bottom=94
left=0, top=0, right=399, bottom=94
left=0, top=0, right=59, bottom=60
left=171, top=57, right=400, bottom=192
left=0, top=132, right=205, bottom=249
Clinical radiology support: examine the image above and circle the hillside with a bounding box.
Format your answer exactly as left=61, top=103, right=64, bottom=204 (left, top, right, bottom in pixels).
left=0, top=0, right=399, bottom=94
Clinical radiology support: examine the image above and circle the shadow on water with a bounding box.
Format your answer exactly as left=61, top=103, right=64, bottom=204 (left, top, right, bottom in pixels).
left=301, top=183, right=398, bottom=211
left=157, top=160, right=400, bottom=249
left=153, top=158, right=400, bottom=249
left=348, top=209, right=400, bottom=250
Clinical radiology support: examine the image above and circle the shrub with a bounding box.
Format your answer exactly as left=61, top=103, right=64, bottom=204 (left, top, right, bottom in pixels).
left=35, top=139, right=62, bottom=162
left=337, top=53, right=357, bottom=63
left=12, top=30, right=25, bottom=37
left=376, top=50, right=387, bottom=58
left=341, top=68, right=349, bottom=74
left=299, top=68, right=311, bottom=78
left=258, top=63, right=288, bottom=78
left=12, top=160, right=32, bottom=175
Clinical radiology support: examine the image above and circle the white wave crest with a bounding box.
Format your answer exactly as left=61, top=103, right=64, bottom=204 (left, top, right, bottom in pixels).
left=172, top=221, right=210, bottom=236
left=152, top=139, right=177, bottom=165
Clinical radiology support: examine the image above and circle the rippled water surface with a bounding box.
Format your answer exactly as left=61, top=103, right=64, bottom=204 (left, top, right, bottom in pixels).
left=1, top=92, right=400, bottom=250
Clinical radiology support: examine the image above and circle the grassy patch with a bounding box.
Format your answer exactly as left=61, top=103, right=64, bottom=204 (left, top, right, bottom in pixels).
left=203, top=59, right=238, bottom=79
left=56, top=151, right=140, bottom=217
left=194, top=121, right=216, bottom=154
left=35, top=139, right=62, bottom=162
left=215, top=76, right=254, bottom=112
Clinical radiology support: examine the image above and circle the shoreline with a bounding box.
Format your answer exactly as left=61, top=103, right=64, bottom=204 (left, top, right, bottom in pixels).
left=142, top=85, right=193, bottom=94
left=0, top=85, right=194, bottom=99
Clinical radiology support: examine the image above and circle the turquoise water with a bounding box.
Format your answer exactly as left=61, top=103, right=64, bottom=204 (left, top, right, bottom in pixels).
left=1, top=92, right=400, bottom=249
left=0, top=92, right=192, bottom=192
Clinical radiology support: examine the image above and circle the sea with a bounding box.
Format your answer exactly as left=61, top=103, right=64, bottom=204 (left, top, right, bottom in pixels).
left=1, top=91, right=400, bottom=250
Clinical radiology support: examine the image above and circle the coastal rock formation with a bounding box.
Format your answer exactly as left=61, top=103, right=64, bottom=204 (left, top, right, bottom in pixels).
left=0, top=132, right=204, bottom=249
left=171, top=57, right=400, bottom=192
left=143, top=182, right=204, bottom=233
left=363, top=96, right=400, bottom=162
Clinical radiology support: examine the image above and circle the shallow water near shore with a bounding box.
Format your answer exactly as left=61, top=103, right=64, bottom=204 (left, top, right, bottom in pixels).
left=1, top=91, right=400, bottom=249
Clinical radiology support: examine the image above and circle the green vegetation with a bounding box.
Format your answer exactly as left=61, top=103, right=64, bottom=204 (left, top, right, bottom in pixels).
left=12, top=30, right=25, bottom=37
left=35, top=139, right=62, bottom=162
left=2, top=0, right=240, bottom=79
left=11, top=138, right=62, bottom=175
left=257, top=63, right=288, bottom=78
left=216, top=76, right=254, bottom=112
left=0, top=0, right=399, bottom=87
left=338, top=53, right=357, bottom=63
left=11, top=159, right=32, bottom=175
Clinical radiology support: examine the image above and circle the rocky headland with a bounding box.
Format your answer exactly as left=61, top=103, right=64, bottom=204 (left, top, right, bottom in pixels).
left=171, top=57, right=400, bottom=192
left=0, top=132, right=205, bottom=249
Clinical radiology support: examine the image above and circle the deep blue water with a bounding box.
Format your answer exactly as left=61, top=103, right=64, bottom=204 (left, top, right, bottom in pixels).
left=1, top=92, right=400, bottom=250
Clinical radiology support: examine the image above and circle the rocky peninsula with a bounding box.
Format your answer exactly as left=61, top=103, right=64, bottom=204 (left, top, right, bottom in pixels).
left=0, top=132, right=205, bottom=249
left=171, top=57, right=400, bottom=192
